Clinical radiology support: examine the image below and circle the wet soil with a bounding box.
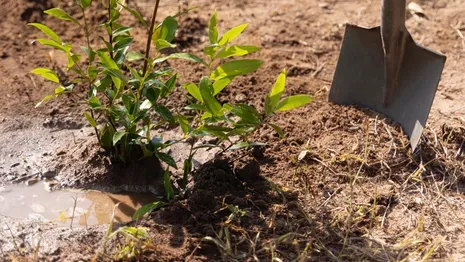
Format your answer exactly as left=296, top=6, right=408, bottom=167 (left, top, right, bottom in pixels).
left=1, top=0, right=465, bottom=261
left=0, top=183, right=160, bottom=226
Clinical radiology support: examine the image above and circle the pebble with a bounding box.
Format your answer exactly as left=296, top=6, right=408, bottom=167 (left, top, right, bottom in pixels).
left=43, top=118, right=52, bottom=126
left=44, top=180, right=59, bottom=192
left=10, top=163, right=20, bottom=168
left=234, top=93, right=246, bottom=102
left=42, top=169, right=57, bottom=179
left=26, top=178, right=39, bottom=186
left=319, top=2, right=330, bottom=9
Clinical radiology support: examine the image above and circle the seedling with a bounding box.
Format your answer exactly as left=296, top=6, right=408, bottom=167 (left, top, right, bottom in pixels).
left=30, top=0, right=313, bottom=199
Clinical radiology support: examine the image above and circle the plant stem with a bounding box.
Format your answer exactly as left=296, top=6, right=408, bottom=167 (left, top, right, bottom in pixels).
left=91, top=110, right=103, bottom=145
left=81, top=6, right=102, bottom=145
left=107, top=2, right=114, bottom=59
left=143, top=0, right=161, bottom=76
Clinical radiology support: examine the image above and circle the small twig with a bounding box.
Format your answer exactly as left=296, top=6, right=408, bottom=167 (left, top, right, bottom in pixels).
left=143, top=0, right=162, bottom=76
left=456, top=140, right=464, bottom=159
left=311, top=61, right=327, bottom=78
left=452, top=22, right=465, bottom=51
left=5, top=223, right=21, bottom=255
left=70, top=195, right=78, bottom=229
left=33, top=234, right=42, bottom=262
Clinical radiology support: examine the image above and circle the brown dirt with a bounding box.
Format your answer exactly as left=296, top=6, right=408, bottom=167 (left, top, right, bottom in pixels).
left=1, top=0, right=465, bottom=261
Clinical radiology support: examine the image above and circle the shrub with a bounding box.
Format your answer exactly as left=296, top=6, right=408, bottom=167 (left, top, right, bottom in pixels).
left=30, top=0, right=313, bottom=194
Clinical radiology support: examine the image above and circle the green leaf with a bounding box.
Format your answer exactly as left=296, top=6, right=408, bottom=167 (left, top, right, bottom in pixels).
left=31, top=68, right=59, bottom=83
left=275, top=95, right=313, bottom=112
left=210, top=60, right=262, bottom=81
left=231, top=104, right=261, bottom=125
left=44, top=8, right=80, bottom=26
left=94, top=75, right=112, bottom=92
left=199, top=77, right=222, bottom=116
left=152, top=16, right=178, bottom=43
left=161, top=74, right=177, bottom=98
left=67, top=53, right=80, bottom=69
left=229, top=142, right=250, bottom=151
left=108, top=8, right=120, bottom=23
left=192, top=126, right=227, bottom=139
left=88, top=96, right=101, bottom=108
left=139, top=99, right=152, bottom=110
left=183, top=156, right=193, bottom=188
left=28, top=23, right=61, bottom=43
left=126, top=51, right=144, bottom=62
left=218, top=23, right=248, bottom=46
left=154, top=53, right=208, bottom=66
left=54, top=86, right=65, bottom=95
left=204, top=46, right=219, bottom=58
left=156, top=39, right=176, bottom=51
left=185, top=103, right=207, bottom=111
left=146, top=88, right=160, bottom=102
left=35, top=94, right=55, bottom=108
left=201, top=111, right=213, bottom=120
left=98, top=51, right=125, bottom=89
left=100, top=124, right=115, bottom=149
left=212, top=77, right=233, bottom=95
left=132, top=201, right=167, bottom=221
left=80, top=0, right=92, bottom=9
left=98, top=51, right=119, bottom=70
left=84, top=112, right=97, bottom=128
left=155, top=104, right=175, bottom=124
left=182, top=83, right=203, bottom=103
left=113, top=26, right=132, bottom=36
left=265, top=69, right=286, bottom=116
left=113, top=131, right=126, bottom=146
left=163, top=170, right=175, bottom=200
left=176, top=115, right=190, bottom=134
left=215, top=45, right=260, bottom=59
left=268, top=123, right=284, bottom=138
left=109, top=0, right=117, bottom=8
left=209, top=10, right=218, bottom=44
left=36, top=39, right=71, bottom=53
left=120, top=4, right=147, bottom=28
left=156, top=152, right=177, bottom=169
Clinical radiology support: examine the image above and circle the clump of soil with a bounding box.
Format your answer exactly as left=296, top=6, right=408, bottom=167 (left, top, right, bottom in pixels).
left=51, top=140, right=165, bottom=193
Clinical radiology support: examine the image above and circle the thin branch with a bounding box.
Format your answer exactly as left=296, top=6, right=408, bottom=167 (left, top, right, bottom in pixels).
left=143, top=0, right=162, bottom=76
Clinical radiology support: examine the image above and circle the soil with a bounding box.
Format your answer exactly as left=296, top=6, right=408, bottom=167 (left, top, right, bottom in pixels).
left=1, top=0, right=465, bottom=261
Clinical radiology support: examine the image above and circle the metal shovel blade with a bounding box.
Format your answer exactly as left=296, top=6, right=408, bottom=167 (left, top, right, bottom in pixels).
left=329, top=25, right=446, bottom=150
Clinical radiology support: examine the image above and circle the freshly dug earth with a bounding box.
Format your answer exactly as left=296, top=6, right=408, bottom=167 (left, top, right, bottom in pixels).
left=1, top=0, right=465, bottom=261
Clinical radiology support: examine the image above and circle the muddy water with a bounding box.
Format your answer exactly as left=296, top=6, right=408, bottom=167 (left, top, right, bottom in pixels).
left=0, top=183, right=159, bottom=227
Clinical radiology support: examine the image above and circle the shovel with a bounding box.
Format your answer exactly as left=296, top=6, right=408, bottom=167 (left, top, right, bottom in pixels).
left=329, top=0, right=446, bottom=150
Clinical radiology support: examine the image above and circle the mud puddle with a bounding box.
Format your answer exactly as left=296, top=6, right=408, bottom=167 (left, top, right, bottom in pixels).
left=0, top=183, right=159, bottom=227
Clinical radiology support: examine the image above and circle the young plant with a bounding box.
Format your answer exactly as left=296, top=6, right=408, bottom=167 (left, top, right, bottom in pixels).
left=30, top=1, right=313, bottom=199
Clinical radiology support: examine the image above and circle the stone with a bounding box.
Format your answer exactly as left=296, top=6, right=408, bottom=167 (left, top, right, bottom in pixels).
left=42, top=169, right=57, bottom=179
left=25, top=178, right=39, bottom=186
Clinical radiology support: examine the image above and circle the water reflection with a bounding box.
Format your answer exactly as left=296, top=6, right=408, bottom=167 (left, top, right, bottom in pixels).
left=0, top=183, right=158, bottom=226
